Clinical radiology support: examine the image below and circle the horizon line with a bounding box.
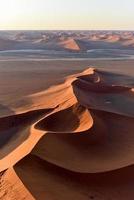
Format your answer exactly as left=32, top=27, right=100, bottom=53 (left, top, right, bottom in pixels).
left=0, top=29, right=134, bottom=31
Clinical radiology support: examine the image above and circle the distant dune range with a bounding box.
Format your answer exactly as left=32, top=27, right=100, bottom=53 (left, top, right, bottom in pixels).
left=1, top=31, right=134, bottom=52
left=0, top=66, right=134, bottom=200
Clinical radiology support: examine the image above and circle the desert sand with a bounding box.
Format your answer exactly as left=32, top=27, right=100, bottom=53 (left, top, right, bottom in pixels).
left=0, top=63, right=134, bottom=199
left=0, top=31, right=134, bottom=200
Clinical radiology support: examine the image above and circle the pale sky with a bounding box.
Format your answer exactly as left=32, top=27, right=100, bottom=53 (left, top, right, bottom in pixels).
left=0, top=0, right=134, bottom=30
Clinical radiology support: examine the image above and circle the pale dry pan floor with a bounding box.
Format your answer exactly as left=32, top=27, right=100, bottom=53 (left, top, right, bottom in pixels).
left=0, top=67, right=134, bottom=200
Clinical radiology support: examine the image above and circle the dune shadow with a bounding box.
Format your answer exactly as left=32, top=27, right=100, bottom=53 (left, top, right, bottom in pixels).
left=0, top=106, right=54, bottom=159
left=71, top=69, right=134, bottom=117
left=0, top=104, right=16, bottom=148
left=14, top=154, right=134, bottom=200
left=35, top=103, right=93, bottom=133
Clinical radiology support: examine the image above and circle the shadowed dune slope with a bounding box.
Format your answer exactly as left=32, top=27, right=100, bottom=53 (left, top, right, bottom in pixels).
left=14, top=154, right=134, bottom=200
left=0, top=108, right=55, bottom=172
left=35, top=103, right=93, bottom=133
left=0, top=108, right=54, bottom=150
left=72, top=70, right=134, bottom=117
left=32, top=109, right=134, bottom=173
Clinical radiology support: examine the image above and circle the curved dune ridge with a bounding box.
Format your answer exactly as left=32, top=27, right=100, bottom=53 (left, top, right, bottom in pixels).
left=35, top=103, right=93, bottom=133
left=0, top=67, right=134, bottom=199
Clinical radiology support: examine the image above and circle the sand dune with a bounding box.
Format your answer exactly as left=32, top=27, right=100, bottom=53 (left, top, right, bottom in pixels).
left=1, top=31, right=134, bottom=53
left=35, top=103, right=93, bottom=133
left=0, top=108, right=54, bottom=171
left=59, top=38, right=80, bottom=51
left=13, top=154, right=134, bottom=200
left=0, top=169, right=34, bottom=200
left=0, top=67, right=134, bottom=199
left=105, top=35, right=121, bottom=42
left=73, top=70, right=134, bottom=117
left=32, top=110, right=134, bottom=173
left=87, top=32, right=134, bottom=47
left=35, top=37, right=81, bottom=51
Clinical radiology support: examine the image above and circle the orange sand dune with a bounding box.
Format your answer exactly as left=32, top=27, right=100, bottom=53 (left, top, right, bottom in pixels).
left=0, top=67, right=134, bottom=199
left=105, top=35, right=121, bottom=42
left=32, top=109, right=134, bottom=173
left=33, top=37, right=83, bottom=52
left=35, top=37, right=81, bottom=51
left=73, top=70, right=134, bottom=117
left=59, top=38, right=80, bottom=51
left=0, top=169, right=34, bottom=200
left=87, top=33, right=134, bottom=47
left=13, top=154, right=134, bottom=200
left=35, top=103, right=93, bottom=133
left=0, top=108, right=54, bottom=171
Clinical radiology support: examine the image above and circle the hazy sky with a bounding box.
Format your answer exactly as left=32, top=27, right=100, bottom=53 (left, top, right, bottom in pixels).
left=0, top=0, right=134, bottom=30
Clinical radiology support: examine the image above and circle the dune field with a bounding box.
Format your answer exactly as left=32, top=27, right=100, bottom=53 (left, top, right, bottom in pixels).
left=0, top=31, right=134, bottom=200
